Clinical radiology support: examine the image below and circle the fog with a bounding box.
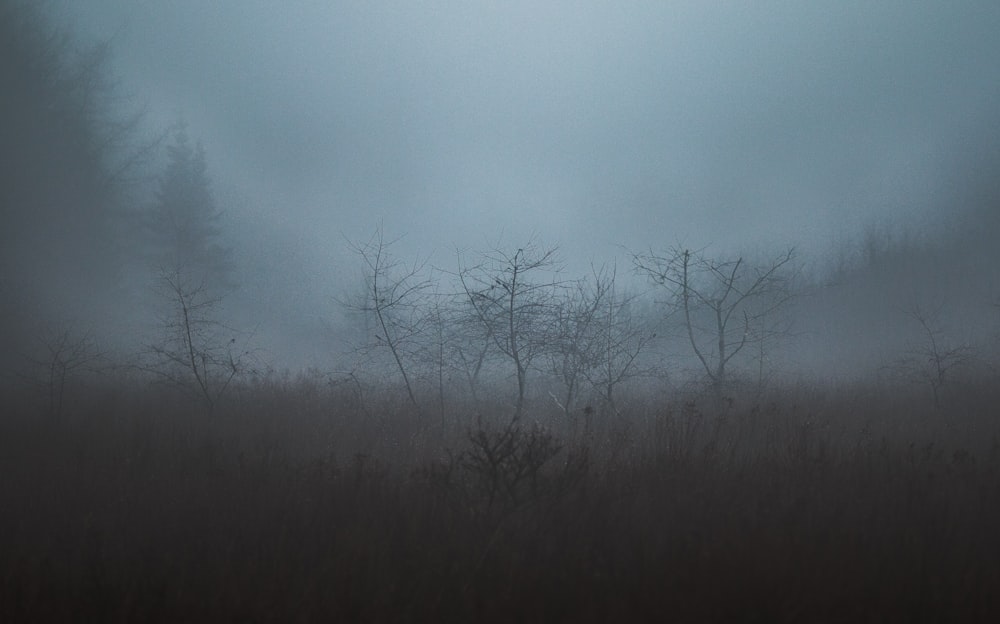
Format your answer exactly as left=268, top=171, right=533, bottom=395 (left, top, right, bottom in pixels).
left=5, top=0, right=1000, bottom=381
left=60, top=1, right=1000, bottom=255
left=9, top=5, right=1000, bottom=617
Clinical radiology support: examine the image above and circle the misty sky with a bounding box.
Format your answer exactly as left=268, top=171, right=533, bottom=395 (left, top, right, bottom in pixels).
left=53, top=1, right=1000, bottom=272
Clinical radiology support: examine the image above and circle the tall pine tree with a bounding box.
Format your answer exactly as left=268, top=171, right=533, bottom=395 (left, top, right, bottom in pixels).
left=1, top=1, right=139, bottom=375
left=146, top=126, right=232, bottom=291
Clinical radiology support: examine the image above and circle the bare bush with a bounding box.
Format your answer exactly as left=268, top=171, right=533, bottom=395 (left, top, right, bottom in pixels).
left=425, top=418, right=589, bottom=520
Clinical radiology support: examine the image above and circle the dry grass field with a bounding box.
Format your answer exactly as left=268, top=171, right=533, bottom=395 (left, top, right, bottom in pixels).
left=3, top=375, right=1000, bottom=622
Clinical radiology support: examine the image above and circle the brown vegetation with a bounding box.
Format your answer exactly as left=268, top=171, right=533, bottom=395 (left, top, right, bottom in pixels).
left=3, top=376, right=1000, bottom=622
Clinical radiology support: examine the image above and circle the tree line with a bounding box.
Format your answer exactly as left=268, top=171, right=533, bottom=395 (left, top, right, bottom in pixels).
left=344, top=227, right=799, bottom=424
left=4, top=1, right=996, bottom=420
left=1, top=1, right=246, bottom=412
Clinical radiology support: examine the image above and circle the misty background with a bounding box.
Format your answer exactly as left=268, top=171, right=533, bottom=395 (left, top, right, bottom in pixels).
left=3, top=0, right=1000, bottom=389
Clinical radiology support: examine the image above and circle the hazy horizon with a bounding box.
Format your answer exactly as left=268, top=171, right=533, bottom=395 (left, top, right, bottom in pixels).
left=50, top=2, right=1000, bottom=266
left=4, top=1, right=999, bottom=376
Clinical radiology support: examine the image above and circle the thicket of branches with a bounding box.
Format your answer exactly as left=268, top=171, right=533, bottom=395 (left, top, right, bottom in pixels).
left=338, top=230, right=807, bottom=420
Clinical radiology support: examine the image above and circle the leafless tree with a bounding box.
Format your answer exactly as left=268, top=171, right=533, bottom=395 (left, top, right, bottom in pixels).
left=893, top=304, right=975, bottom=407
left=583, top=263, right=658, bottom=415
left=545, top=274, right=605, bottom=418
left=421, top=293, right=451, bottom=425
left=412, top=289, right=487, bottom=427
left=634, top=246, right=796, bottom=390
left=409, top=291, right=498, bottom=410
left=144, top=268, right=257, bottom=413
left=345, top=226, right=431, bottom=417
left=459, top=238, right=562, bottom=420
left=449, top=299, right=497, bottom=405
left=20, top=328, right=106, bottom=420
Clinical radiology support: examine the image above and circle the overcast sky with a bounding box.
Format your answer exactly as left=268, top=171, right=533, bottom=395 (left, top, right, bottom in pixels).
left=53, top=1, right=1000, bottom=274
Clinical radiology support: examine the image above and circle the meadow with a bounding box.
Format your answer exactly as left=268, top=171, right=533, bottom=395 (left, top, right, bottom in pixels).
left=3, top=374, right=1000, bottom=622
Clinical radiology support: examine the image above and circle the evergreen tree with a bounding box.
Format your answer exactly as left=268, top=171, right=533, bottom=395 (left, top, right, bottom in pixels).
left=0, top=1, right=140, bottom=375
left=147, top=127, right=232, bottom=290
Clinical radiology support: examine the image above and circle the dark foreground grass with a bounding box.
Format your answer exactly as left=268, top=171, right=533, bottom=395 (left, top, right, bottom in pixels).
left=3, top=378, right=1000, bottom=622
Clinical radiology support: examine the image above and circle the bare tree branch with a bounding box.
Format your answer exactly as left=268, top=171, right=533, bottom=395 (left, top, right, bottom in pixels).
left=458, top=237, right=563, bottom=419
left=635, top=246, right=797, bottom=390
left=343, top=225, right=431, bottom=416
left=141, top=268, right=259, bottom=413
left=890, top=303, right=976, bottom=407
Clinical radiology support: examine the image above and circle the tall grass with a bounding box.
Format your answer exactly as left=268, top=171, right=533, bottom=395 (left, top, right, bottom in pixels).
left=3, top=374, right=1000, bottom=622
